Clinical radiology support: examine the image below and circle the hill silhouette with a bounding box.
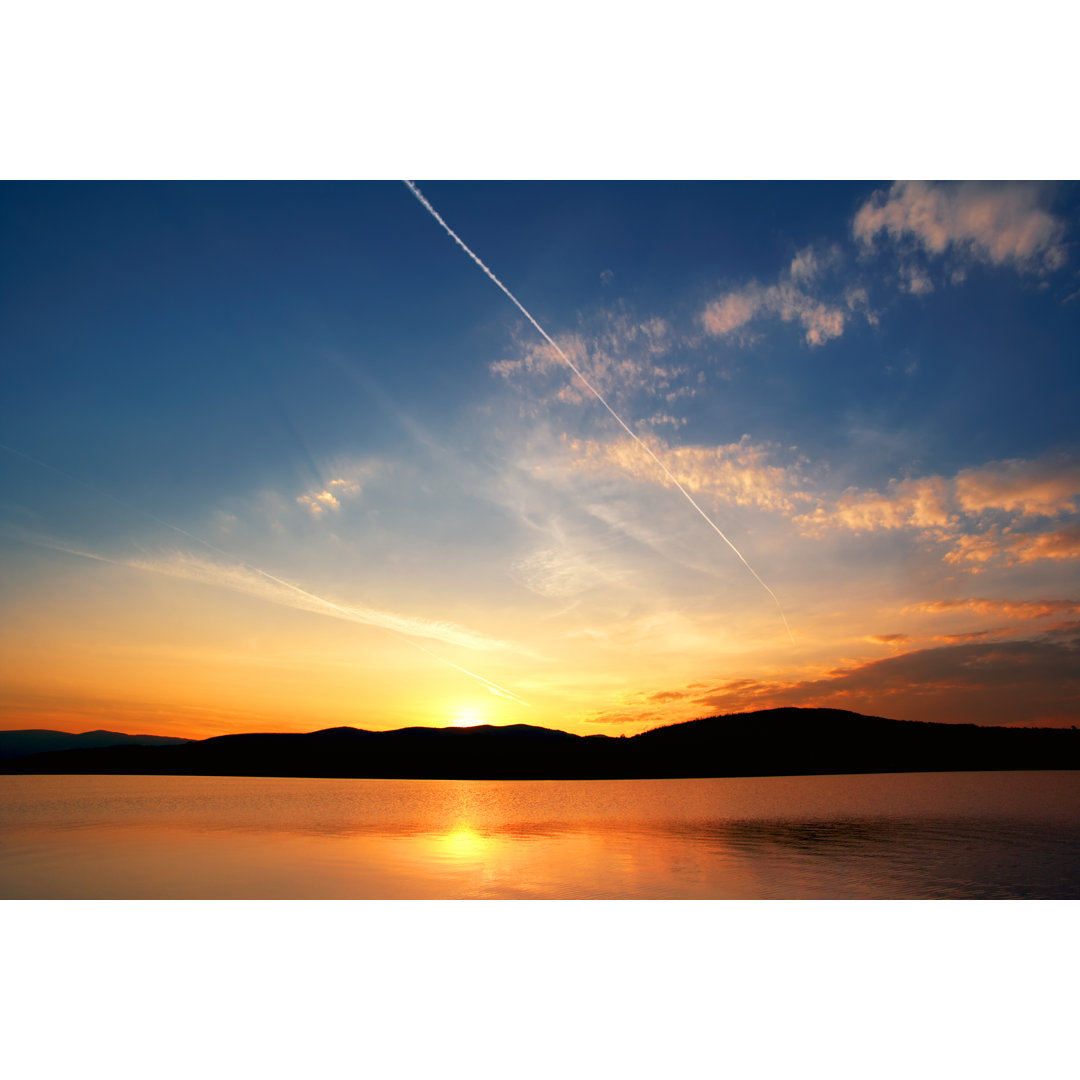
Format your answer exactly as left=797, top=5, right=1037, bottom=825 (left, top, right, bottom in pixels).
left=0, top=728, right=190, bottom=762
left=2, top=708, right=1078, bottom=779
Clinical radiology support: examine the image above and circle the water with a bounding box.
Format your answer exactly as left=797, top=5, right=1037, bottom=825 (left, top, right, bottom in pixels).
left=1, top=771, right=1077, bottom=898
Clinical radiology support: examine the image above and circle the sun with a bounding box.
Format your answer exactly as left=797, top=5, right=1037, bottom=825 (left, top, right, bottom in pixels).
left=451, top=707, right=485, bottom=728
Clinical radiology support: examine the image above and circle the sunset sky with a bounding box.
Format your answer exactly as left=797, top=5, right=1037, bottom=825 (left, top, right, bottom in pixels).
left=2, top=180, right=1078, bottom=737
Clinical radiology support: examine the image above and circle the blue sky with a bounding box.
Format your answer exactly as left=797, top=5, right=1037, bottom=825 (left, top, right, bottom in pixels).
left=2, top=181, right=1078, bottom=735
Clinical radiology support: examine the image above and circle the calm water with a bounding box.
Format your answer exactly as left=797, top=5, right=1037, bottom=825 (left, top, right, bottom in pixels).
left=1, top=771, right=1078, bottom=899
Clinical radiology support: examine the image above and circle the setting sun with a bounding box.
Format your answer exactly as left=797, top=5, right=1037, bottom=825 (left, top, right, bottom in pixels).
left=451, top=708, right=485, bottom=728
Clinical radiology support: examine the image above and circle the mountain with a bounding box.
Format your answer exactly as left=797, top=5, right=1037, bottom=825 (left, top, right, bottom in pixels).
left=1, top=709, right=1078, bottom=779
left=0, top=729, right=190, bottom=762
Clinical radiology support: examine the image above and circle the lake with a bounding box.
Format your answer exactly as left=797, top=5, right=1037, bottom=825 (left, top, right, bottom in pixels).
left=1, top=771, right=1078, bottom=899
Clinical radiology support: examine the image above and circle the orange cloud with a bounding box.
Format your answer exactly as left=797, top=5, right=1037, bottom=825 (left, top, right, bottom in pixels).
left=931, top=628, right=1018, bottom=644
left=907, top=598, right=1080, bottom=620
left=296, top=469, right=368, bottom=517
left=569, top=433, right=810, bottom=514
left=854, top=181, right=1067, bottom=273
left=795, top=476, right=952, bottom=535
left=941, top=529, right=1004, bottom=570
left=1007, top=525, right=1080, bottom=564
left=796, top=454, right=1080, bottom=569
left=297, top=489, right=341, bottom=515
left=955, top=457, right=1080, bottom=517
left=944, top=525, right=1080, bottom=570
left=614, top=627, right=1080, bottom=728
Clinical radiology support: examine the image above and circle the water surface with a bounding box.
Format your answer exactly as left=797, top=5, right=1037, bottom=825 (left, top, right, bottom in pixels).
left=2, top=772, right=1077, bottom=898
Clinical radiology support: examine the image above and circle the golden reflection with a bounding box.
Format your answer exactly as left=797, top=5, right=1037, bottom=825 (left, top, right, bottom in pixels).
left=434, top=823, right=488, bottom=859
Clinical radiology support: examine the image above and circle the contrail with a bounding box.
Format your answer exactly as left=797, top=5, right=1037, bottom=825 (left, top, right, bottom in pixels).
left=0, top=441, right=530, bottom=705
left=403, top=181, right=794, bottom=642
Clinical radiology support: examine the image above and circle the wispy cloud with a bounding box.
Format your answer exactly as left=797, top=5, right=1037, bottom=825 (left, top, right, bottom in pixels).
left=955, top=456, right=1080, bottom=517
left=296, top=468, right=369, bottom=517
left=599, top=625, right=1080, bottom=727
left=943, top=524, right=1080, bottom=570
left=907, top=597, right=1080, bottom=620
left=297, top=489, right=341, bottom=515
left=492, top=308, right=694, bottom=423
left=899, top=263, right=935, bottom=295
left=700, top=250, right=852, bottom=348
left=512, top=542, right=629, bottom=601
left=794, top=453, right=1080, bottom=570
left=127, top=551, right=509, bottom=652
left=568, top=433, right=811, bottom=515
left=406, top=181, right=793, bottom=640
left=795, top=476, right=953, bottom=536
left=854, top=181, right=1068, bottom=275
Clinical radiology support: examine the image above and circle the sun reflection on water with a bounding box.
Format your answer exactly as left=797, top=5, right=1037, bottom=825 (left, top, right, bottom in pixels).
left=437, top=824, right=487, bottom=859
left=2, top=773, right=1078, bottom=899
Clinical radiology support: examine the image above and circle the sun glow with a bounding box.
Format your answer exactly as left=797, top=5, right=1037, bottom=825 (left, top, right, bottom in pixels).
left=451, top=707, right=485, bottom=728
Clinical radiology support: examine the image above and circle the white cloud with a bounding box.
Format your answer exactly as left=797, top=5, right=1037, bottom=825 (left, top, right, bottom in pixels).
left=128, top=551, right=510, bottom=652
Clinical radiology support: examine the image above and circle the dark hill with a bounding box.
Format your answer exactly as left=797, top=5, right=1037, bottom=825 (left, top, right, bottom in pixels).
left=2, top=708, right=1078, bottom=779
left=0, top=728, right=190, bottom=762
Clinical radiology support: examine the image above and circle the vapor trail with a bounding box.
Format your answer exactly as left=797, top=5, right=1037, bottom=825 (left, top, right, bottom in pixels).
left=0, top=441, right=530, bottom=705
left=403, top=181, right=794, bottom=642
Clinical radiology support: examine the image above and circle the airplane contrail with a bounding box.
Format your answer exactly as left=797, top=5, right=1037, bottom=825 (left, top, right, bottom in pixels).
left=403, top=180, right=794, bottom=642
left=0, top=441, right=530, bottom=705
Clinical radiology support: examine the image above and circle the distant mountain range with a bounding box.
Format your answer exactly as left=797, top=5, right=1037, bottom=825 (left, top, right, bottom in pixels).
left=2, top=709, right=1078, bottom=779
left=0, top=729, right=190, bottom=762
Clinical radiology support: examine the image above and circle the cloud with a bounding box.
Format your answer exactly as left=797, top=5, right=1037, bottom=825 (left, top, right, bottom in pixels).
left=699, top=242, right=859, bottom=348
left=868, top=633, right=910, bottom=645
left=700, top=289, right=762, bottom=336
left=627, top=627, right=1080, bottom=727
left=701, top=280, right=847, bottom=347
left=297, top=489, right=340, bottom=515
left=127, top=551, right=509, bottom=652
left=795, top=476, right=953, bottom=536
left=569, top=433, right=811, bottom=515
left=512, top=544, right=622, bottom=600
left=907, top=598, right=1080, bottom=620
left=296, top=469, right=369, bottom=517
left=588, top=710, right=664, bottom=726
left=854, top=181, right=1068, bottom=274
left=943, top=525, right=1080, bottom=570
left=796, top=454, right=1080, bottom=569
left=955, top=456, right=1080, bottom=517
left=931, top=628, right=1019, bottom=644
left=492, top=308, right=693, bottom=410
left=843, top=285, right=877, bottom=322
left=788, top=246, right=824, bottom=283
left=1006, top=525, right=1080, bottom=564
left=899, top=263, right=934, bottom=295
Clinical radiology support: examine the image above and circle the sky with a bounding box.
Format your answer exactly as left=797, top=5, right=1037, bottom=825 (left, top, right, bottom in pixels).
left=2, top=180, right=1079, bottom=738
